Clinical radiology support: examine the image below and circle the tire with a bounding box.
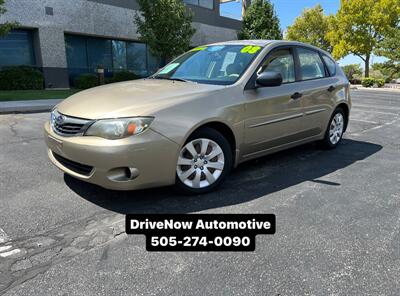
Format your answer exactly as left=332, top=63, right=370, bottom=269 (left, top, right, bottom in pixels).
left=175, top=127, right=233, bottom=195
left=320, top=107, right=346, bottom=149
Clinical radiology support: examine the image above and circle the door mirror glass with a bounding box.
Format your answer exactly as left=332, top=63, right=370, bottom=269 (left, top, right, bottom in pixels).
left=256, top=71, right=283, bottom=87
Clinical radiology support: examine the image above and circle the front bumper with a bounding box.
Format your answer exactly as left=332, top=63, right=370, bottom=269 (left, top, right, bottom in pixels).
left=44, top=121, right=180, bottom=190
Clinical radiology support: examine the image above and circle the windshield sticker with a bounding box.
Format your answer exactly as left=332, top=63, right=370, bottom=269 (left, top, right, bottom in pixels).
left=159, top=63, right=180, bottom=74
left=241, top=45, right=262, bottom=54
left=191, top=46, right=207, bottom=51
left=207, top=46, right=226, bottom=52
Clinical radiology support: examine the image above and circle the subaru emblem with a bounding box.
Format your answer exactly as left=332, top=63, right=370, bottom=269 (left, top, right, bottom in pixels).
left=56, top=115, right=65, bottom=125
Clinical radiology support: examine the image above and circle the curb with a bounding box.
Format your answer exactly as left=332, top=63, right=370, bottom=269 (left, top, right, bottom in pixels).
left=350, top=85, right=400, bottom=92
left=0, top=99, right=62, bottom=115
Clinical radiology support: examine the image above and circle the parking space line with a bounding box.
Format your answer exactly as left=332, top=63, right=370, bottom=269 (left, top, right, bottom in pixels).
left=351, top=109, right=398, bottom=116
left=0, top=249, right=21, bottom=258
left=0, top=227, right=22, bottom=258
left=0, top=228, right=9, bottom=243
left=353, top=104, right=400, bottom=111
left=350, top=117, right=399, bottom=135
left=350, top=119, right=378, bottom=124
left=0, top=245, right=12, bottom=252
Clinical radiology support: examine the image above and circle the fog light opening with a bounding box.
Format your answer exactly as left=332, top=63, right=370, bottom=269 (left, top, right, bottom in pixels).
left=125, top=167, right=139, bottom=180
left=107, top=167, right=140, bottom=182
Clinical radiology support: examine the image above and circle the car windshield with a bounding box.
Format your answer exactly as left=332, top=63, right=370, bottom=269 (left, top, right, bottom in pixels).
left=152, top=45, right=263, bottom=85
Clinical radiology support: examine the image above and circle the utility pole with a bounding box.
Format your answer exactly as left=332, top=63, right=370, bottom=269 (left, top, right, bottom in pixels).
left=242, top=0, right=252, bottom=17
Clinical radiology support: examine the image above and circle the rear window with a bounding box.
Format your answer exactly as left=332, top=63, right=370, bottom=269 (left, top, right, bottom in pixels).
left=297, top=48, right=326, bottom=80
left=322, top=55, right=337, bottom=76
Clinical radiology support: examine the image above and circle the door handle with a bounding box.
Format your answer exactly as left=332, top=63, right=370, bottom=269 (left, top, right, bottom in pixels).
left=291, top=92, right=303, bottom=100
left=327, top=85, right=336, bottom=92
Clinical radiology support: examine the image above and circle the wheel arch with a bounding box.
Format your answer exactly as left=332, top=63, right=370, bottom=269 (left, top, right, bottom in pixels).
left=182, top=120, right=237, bottom=164
left=336, top=103, right=350, bottom=132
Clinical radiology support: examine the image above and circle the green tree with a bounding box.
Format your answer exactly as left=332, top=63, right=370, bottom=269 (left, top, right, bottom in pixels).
left=327, top=0, right=400, bottom=77
left=239, top=0, right=282, bottom=40
left=374, top=27, right=400, bottom=81
left=372, top=62, right=400, bottom=82
left=0, top=0, right=18, bottom=36
left=134, top=0, right=195, bottom=61
left=285, top=5, right=333, bottom=52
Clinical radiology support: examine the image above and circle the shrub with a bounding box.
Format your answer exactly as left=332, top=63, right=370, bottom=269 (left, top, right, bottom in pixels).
left=375, top=79, right=385, bottom=88
left=0, top=66, right=44, bottom=90
left=352, top=74, right=362, bottom=85
left=106, top=71, right=140, bottom=84
left=74, top=74, right=98, bottom=90
left=361, top=77, right=375, bottom=87
left=341, top=64, right=362, bottom=83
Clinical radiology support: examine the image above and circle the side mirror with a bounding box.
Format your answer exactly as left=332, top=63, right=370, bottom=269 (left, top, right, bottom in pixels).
left=256, top=71, right=283, bottom=87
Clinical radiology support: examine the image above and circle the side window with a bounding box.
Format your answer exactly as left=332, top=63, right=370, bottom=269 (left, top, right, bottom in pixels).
left=259, top=49, right=295, bottom=84
left=322, top=55, right=337, bottom=76
left=297, top=48, right=326, bottom=80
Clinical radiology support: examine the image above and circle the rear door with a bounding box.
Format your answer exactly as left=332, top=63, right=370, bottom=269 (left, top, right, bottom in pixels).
left=294, top=47, right=339, bottom=136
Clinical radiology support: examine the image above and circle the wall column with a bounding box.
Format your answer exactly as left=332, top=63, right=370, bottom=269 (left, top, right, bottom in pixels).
left=37, top=27, right=70, bottom=89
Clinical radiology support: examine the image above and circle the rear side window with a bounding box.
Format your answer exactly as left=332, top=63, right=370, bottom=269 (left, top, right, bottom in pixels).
left=322, top=55, right=337, bottom=76
left=297, top=48, right=326, bottom=80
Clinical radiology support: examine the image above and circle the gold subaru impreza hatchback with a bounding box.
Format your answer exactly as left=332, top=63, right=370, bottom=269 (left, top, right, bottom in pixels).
left=45, top=40, right=351, bottom=194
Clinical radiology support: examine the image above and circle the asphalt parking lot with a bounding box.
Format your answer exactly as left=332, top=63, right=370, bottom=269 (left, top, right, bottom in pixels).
left=0, top=89, right=399, bottom=295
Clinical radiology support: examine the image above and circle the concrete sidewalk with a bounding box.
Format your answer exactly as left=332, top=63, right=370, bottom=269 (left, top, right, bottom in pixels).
left=0, top=99, right=63, bottom=114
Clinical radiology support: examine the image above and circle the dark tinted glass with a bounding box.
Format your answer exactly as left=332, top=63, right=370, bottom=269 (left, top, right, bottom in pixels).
left=87, top=38, right=112, bottom=71
left=127, top=42, right=147, bottom=76
left=65, top=34, right=164, bottom=80
left=184, top=0, right=213, bottom=9
left=65, top=35, right=87, bottom=69
left=199, top=0, right=214, bottom=9
left=147, top=47, right=162, bottom=75
left=0, top=30, right=35, bottom=66
left=112, top=40, right=127, bottom=70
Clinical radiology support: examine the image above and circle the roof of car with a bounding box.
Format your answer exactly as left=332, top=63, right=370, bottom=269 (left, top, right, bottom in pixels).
left=209, top=40, right=274, bottom=47
left=207, top=40, right=332, bottom=57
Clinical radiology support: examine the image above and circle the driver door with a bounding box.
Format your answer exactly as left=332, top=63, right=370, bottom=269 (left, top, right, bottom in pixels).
left=242, top=47, right=304, bottom=158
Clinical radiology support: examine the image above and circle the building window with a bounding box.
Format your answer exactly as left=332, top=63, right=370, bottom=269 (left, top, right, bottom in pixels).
left=0, top=30, right=36, bottom=67
left=147, top=47, right=161, bottom=76
left=127, top=42, right=147, bottom=76
left=87, top=38, right=113, bottom=70
left=183, top=0, right=214, bottom=9
left=65, top=34, right=161, bottom=84
left=65, top=35, right=87, bottom=69
left=113, top=40, right=127, bottom=70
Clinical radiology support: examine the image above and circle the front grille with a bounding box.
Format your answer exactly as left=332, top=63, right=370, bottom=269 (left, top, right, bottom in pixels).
left=53, top=152, right=94, bottom=176
left=54, top=122, right=84, bottom=135
left=51, top=110, right=92, bottom=137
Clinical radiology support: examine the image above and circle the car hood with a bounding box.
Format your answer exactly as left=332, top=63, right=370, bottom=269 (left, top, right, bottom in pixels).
left=57, top=79, right=225, bottom=119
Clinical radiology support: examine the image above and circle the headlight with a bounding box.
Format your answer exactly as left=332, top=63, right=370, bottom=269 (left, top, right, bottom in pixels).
left=85, top=117, right=154, bottom=140
left=50, top=110, right=56, bottom=126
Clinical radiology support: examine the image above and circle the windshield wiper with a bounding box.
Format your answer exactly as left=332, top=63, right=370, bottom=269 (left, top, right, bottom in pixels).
left=151, top=76, right=191, bottom=83
left=168, top=78, right=191, bottom=83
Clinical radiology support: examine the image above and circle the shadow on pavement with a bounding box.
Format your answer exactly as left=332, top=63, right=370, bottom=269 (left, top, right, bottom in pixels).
left=64, top=139, right=382, bottom=214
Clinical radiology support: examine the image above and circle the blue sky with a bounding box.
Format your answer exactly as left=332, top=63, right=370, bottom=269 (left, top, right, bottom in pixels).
left=220, top=0, right=385, bottom=67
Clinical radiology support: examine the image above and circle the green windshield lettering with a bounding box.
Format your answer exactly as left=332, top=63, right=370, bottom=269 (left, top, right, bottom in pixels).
left=191, top=46, right=207, bottom=51
left=241, top=45, right=262, bottom=54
